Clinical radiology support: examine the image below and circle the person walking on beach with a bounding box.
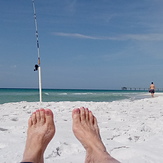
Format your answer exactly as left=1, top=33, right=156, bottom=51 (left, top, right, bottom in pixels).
left=149, top=82, right=155, bottom=97
left=21, top=108, right=120, bottom=163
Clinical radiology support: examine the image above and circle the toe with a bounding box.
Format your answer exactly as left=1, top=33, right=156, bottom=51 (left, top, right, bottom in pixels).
left=36, top=110, right=41, bottom=123
left=93, top=116, right=98, bottom=126
left=72, top=108, right=80, bottom=123
left=31, top=112, right=37, bottom=125
left=80, top=107, right=86, bottom=121
left=89, top=111, right=94, bottom=124
left=45, top=109, right=54, bottom=123
left=40, top=109, right=45, bottom=124
left=85, top=108, right=89, bottom=121
left=28, top=117, right=33, bottom=127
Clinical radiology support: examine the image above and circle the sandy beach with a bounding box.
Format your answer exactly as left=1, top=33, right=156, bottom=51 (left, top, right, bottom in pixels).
left=0, top=96, right=163, bottom=163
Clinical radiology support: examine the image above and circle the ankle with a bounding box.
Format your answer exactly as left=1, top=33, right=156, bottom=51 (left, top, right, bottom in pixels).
left=22, top=149, right=43, bottom=163
left=85, top=151, right=112, bottom=163
left=86, top=146, right=114, bottom=162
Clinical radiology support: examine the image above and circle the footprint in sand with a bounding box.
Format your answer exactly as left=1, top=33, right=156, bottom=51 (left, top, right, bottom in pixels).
left=0, top=127, right=8, bottom=131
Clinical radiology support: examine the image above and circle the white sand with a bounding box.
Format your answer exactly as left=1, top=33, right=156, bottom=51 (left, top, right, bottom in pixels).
left=0, top=96, right=163, bottom=163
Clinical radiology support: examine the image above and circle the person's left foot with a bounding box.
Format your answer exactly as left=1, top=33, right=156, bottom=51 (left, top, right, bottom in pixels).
left=21, top=109, right=55, bottom=163
left=72, top=107, right=120, bottom=163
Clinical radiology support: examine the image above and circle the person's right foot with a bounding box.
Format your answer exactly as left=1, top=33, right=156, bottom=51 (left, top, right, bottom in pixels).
left=72, top=107, right=120, bottom=163
left=22, top=109, right=55, bottom=163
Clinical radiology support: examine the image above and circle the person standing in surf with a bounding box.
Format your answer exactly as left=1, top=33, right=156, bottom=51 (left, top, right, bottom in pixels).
left=149, top=82, right=155, bottom=97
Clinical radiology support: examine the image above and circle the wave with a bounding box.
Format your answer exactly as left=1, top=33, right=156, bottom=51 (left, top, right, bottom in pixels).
left=72, top=93, right=94, bottom=95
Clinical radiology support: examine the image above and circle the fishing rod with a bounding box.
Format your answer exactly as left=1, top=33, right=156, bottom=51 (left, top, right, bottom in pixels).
left=32, top=0, right=42, bottom=102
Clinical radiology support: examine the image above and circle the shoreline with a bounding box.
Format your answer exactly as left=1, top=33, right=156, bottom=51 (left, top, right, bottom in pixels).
left=1, top=88, right=163, bottom=104
left=1, top=91, right=162, bottom=105
left=0, top=96, right=163, bottom=162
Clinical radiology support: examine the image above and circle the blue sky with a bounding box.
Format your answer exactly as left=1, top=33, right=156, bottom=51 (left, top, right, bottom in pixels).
left=1, top=0, right=163, bottom=89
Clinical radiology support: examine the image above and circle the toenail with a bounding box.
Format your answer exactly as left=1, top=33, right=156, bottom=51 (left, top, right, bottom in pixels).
left=45, top=110, right=50, bottom=115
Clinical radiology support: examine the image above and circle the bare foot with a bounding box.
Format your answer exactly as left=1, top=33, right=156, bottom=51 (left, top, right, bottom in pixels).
left=21, top=109, right=55, bottom=163
left=72, top=107, right=120, bottom=163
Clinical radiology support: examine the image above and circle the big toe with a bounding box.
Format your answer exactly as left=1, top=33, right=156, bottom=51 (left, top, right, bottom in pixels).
left=72, top=108, right=81, bottom=123
left=45, top=109, right=54, bottom=123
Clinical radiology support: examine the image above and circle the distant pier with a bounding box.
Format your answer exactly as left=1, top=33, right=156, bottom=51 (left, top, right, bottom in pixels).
left=121, top=87, right=163, bottom=92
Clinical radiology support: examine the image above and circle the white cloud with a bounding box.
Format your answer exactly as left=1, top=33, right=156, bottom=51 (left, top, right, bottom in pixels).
left=53, top=32, right=101, bottom=40
left=53, top=32, right=163, bottom=41
left=123, top=34, right=163, bottom=41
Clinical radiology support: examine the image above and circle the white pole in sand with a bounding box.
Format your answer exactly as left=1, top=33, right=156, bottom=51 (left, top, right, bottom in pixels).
left=38, top=66, right=42, bottom=102
left=32, top=0, right=42, bottom=102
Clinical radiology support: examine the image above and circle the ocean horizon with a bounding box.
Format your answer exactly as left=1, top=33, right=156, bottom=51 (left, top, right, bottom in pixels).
left=0, top=88, right=154, bottom=104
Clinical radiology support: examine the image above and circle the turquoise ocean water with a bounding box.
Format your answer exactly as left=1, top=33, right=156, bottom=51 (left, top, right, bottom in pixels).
left=0, top=88, right=152, bottom=104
